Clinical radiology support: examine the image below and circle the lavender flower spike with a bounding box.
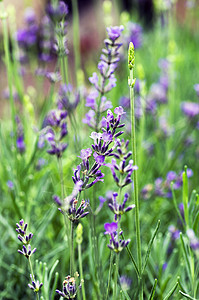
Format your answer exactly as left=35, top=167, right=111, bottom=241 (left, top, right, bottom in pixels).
left=108, top=193, right=135, bottom=221
left=18, top=244, right=36, bottom=259
left=28, top=274, right=43, bottom=293
left=56, top=273, right=82, bottom=299
left=104, top=222, right=130, bottom=253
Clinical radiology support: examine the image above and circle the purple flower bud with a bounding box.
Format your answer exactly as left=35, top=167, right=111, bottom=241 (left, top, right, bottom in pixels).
left=106, top=25, right=124, bottom=41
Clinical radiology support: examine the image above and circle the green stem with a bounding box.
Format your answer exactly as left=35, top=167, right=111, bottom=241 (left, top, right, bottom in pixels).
left=58, top=157, right=65, bottom=199
left=113, top=254, right=119, bottom=300
left=28, top=257, right=39, bottom=299
left=70, top=221, right=74, bottom=275
left=78, top=243, right=86, bottom=300
left=0, top=4, right=16, bottom=135
left=129, top=43, right=143, bottom=299
left=72, top=0, right=81, bottom=84
left=106, top=251, right=114, bottom=300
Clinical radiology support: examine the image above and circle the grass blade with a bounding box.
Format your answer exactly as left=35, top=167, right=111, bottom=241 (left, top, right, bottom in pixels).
left=163, top=280, right=178, bottom=300
left=179, top=291, right=197, bottom=300
left=142, top=220, right=160, bottom=274
left=149, top=278, right=158, bottom=300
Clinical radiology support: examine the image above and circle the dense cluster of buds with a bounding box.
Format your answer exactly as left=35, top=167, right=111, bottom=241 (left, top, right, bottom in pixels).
left=56, top=273, right=82, bottom=299
left=41, top=109, right=68, bottom=158
left=104, top=222, right=130, bottom=253
left=83, top=26, right=124, bottom=131
left=16, top=219, right=36, bottom=259
left=108, top=192, right=135, bottom=221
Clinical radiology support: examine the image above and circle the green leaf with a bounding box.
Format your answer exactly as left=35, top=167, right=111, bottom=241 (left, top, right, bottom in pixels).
left=182, top=166, right=189, bottom=228
left=149, top=278, right=158, bottom=300
left=163, top=280, right=178, bottom=300
left=142, top=220, right=160, bottom=274
left=179, top=291, right=197, bottom=300
left=180, top=233, right=192, bottom=280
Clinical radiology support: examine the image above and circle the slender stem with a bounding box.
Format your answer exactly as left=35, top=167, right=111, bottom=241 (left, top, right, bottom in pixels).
left=78, top=242, right=86, bottom=300
left=106, top=251, right=114, bottom=300
left=58, top=157, right=65, bottom=199
left=113, top=254, right=119, bottom=300
left=28, top=257, right=35, bottom=281
left=129, top=43, right=143, bottom=299
left=70, top=221, right=74, bottom=275
left=0, top=4, right=16, bottom=135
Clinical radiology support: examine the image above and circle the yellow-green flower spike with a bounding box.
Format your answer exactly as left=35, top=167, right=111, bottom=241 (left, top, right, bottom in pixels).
left=76, top=223, right=83, bottom=244
left=128, top=42, right=135, bottom=70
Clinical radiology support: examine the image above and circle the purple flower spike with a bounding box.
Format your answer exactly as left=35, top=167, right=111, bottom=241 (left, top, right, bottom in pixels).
left=120, top=275, right=132, bottom=291
left=108, top=193, right=135, bottom=220
left=46, top=1, right=68, bottom=23
left=181, top=102, right=199, bottom=118
left=28, top=274, right=43, bottom=293
left=56, top=274, right=82, bottom=299
left=84, top=24, right=123, bottom=130
left=105, top=224, right=130, bottom=253
left=41, top=109, right=68, bottom=158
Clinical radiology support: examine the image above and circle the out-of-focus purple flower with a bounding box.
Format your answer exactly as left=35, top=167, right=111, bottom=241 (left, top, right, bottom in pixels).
left=149, top=83, right=167, bottom=104
left=181, top=102, right=199, bottom=119
left=41, top=109, right=68, bottom=158
left=141, top=183, right=153, bottom=200
left=162, top=262, right=168, bottom=271
left=119, top=96, right=130, bottom=108
left=7, top=180, right=14, bottom=190
left=157, top=116, right=172, bottom=138
left=15, top=116, right=26, bottom=154
left=84, top=25, right=123, bottom=130
left=125, top=22, right=143, bottom=49
left=187, top=229, right=199, bottom=251
left=169, top=225, right=180, bottom=240
left=46, top=1, right=68, bottom=23
left=58, top=84, right=80, bottom=114
left=106, top=25, right=124, bottom=41
left=120, top=275, right=132, bottom=291
left=28, top=274, right=43, bottom=293
left=194, top=84, right=199, bottom=97
left=166, top=171, right=177, bottom=182
left=16, top=136, right=26, bottom=153
left=56, top=274, right=82, bottom=299
left=82, top=110, right=96, bottom=128
left=16, top=8, right=38, bottom=49
left=39, top=15, right=55, bottom=61
left=35, top=158, right=46, bottom=171
left=158, top=58, right=170, bottom=72
left=108, top=192, right=135, bottom=220
left=154, top=178, right=165, bottom=197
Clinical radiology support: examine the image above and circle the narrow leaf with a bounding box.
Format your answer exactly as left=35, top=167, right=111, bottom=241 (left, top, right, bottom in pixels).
left=179, top=291, right=197, bottom=300
left=163, top=280, right=178, bottom=300
left=149, top=278, right=157, bottom=300
left=182, top=166, right=189, bottom=228
left=142, top=220, right=160, bottom=274
left=180, top=233, right=192, bottom=280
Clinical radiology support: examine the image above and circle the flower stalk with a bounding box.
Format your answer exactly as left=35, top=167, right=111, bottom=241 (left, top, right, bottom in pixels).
left=128, top=42, right=143, bottom=299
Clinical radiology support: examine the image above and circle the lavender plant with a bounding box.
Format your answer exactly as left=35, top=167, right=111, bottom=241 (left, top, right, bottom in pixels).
left=1, top=1, right=199, bottom=299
